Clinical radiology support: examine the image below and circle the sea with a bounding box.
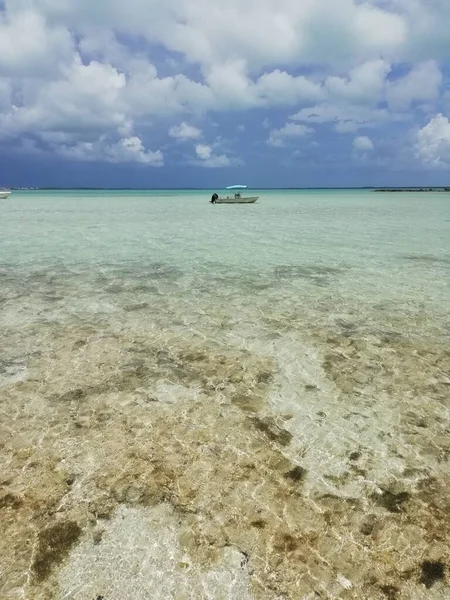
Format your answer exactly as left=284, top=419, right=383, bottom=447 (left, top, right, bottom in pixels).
left=0, top=189, right=449, bottom=599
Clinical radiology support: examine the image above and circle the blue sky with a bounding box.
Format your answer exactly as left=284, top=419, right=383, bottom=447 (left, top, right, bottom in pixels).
left=2, top=0, right=450, bottom=187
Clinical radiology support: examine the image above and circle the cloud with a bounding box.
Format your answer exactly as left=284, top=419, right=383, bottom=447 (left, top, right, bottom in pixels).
left=292, top=104, right=380, bottom=133
left=15, top=0, right=408, bottom=70
left=0, top=8, right=74, bottom=77
left=1, top=0, right=450, bottom=171
left=254, top=70, right=323, bottom=106
left=195, top=144, right=212, bottom=161
left=198, top=61, right=322, bottom=111
left=125, top=67, right=214, bottom=116
left=0, top=60, right=129, bottom=139
left=194, top=143, right=232, bottom=167
left=416, top=113, right=450, bottom=167
left=267, top=122, right=314, bottom=147
left=386, top=61, right=442, bottom=110
left=0, top=78, right=11, bottom=110
left=169, top=122, right=202, bottom=140
left=353, top=136, right=374, bottom=151
left=325, top=60, right=391, bottom=105
left=57, top=136, right=164, bottom=165
left=291, top=103, right=411, bottom=133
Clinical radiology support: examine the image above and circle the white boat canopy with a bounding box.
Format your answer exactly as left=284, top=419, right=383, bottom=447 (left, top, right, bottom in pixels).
left=226, top=185, right=247, bottom=190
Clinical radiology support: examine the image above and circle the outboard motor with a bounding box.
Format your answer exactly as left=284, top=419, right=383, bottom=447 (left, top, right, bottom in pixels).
left=211, top=193, right=219, bottom=203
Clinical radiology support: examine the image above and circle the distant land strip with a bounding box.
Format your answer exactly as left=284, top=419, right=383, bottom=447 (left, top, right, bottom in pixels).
left=374, top=188, right=450, bottom=192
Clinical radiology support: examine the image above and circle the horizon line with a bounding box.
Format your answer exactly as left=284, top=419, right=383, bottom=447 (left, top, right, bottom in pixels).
left=8, top=186, right=450, bottom=191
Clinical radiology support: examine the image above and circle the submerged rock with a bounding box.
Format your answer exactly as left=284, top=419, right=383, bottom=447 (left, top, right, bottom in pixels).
left=33, top=520, right=82, bottom=582
left=372, top=488, right=411, bottom=513
left=420, top=560, right=446, bottom=588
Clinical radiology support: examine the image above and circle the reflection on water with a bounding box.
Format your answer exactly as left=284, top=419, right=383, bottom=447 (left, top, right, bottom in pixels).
left=0, top=190, right=449, bottom=599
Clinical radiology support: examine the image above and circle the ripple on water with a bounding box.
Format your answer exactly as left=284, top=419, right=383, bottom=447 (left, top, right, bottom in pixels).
left=272, top=264, right=345, bottom=287
left=401, top=254, right=450, bottom=265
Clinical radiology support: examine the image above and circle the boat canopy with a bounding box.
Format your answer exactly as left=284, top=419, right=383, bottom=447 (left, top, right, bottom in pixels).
left=226, top=185, right=247, bottom=190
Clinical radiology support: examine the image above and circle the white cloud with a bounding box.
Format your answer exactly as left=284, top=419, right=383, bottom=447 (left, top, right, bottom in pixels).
left=267, top=122, right=314, bottom=147
left=325, top=60, right=391, bottom=105
left=0, top=58, right=163, bottom=164
left=0, top=8, right=74, bottom=76
left=201, top=62, right=323, bottom=111
left=57, top=136, right=164, bottom=165
left=255, top=70, right=323, bottom=105
left=15, top=0, right=408, bottom=70
left=387, top=61, right=442, bottom=110
left=1, top=0, right=450, bottom=168
left=195, top=144, right=212, bottom=161
left=390, top=0, right=450, bottom=62
left=169, top=122, right=202, bottom=140
left=353, top=136, right=374, bottom=151
left=194, top=143, right=232, bottom=167
left=416, top=114, right=450, bottom=167
left=0, top=60, right=128, bottom=138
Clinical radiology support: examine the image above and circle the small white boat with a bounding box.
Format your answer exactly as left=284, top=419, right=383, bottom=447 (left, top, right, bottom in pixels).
left=0, top=190, right=11, bottom=199
left=211, top=185, right=259, bottom=204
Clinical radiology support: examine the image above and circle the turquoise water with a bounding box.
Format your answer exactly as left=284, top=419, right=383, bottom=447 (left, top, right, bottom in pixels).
left=2, top=189, right=449, bottom=299
left=1, top=190, right=449, bottom=599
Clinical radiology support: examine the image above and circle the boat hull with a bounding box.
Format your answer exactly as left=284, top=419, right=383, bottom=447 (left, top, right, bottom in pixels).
left=0, top=191, right=11, bottom=199
left=213, top=196, right=259, bottom=204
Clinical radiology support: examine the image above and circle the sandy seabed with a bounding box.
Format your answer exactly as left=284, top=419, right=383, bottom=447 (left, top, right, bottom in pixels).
left=0, top=263, right=449, bottom=599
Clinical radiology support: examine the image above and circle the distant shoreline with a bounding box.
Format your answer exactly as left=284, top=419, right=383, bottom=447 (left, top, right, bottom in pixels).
left=7, top=186, right=450, bottom=191
left=373, top=188, right=450, bottom=193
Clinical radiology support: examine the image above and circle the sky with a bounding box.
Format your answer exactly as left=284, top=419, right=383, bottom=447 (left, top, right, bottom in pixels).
left=2, top=0, right=450, bottom=188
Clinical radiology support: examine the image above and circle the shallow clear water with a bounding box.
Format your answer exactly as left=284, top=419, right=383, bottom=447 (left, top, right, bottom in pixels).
left=0, top=190, right=449, bottom=599
left=2, top=189, right=449, bottom=306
